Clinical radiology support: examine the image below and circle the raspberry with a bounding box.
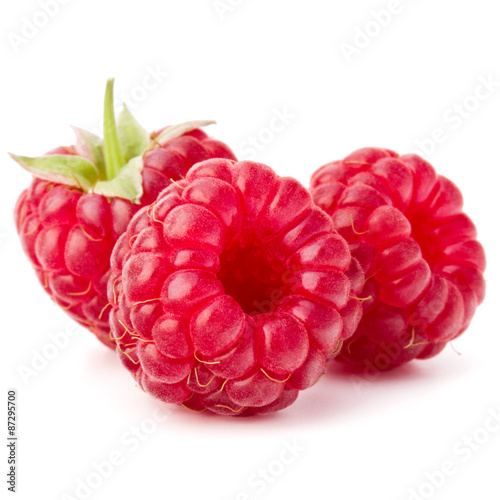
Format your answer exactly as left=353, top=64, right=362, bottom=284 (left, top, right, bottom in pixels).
left=310, top=148, right=486, bottom=369
left=109, top=159, right=362, bottom=415
left=12, top=80, right=235, bottom=347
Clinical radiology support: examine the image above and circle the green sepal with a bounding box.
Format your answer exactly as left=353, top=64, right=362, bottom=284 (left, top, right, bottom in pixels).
left=72, top=126, right=105, bottom=179
left=10, top=79, right=217, bottom=204
left=9, top=153, right=99, bottom=190
left=117, top=105, right=151, bottom=163
left=156, top=120, right=216, bottom=145
left=92, top=156, right=143, bottom=203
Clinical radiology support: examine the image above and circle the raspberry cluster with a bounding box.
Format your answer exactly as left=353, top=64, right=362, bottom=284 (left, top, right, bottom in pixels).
left=310, top=148, right=486, bottom=369
left=108, top=159, right=362, bottom=415
left=11, top=81, right=486, bottom=415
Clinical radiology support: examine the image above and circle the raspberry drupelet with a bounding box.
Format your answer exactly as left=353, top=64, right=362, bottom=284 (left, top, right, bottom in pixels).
left=109, top=159, right=363, bottom=415
left=12, top=80, right=236, bottom=347
left=310, top=148, right=486, bottom=369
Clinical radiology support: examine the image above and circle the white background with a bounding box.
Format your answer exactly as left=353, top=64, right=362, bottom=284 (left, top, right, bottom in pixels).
left=1, top=1, right=499, bottom=499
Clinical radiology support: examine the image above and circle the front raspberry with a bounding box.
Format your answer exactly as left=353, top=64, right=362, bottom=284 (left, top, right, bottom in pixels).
left=310, top=148, right=486, bottom=369
left=11, top=80, right=236, bottom=347
left=109, top=159, right=362, bottom=415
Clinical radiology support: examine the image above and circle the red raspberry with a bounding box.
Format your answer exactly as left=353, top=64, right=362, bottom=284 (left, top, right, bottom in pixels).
left=109, top=159, right=362, bottom=415
left=310, top=148, right=486, bottom=369
left=12, top=80, right=235, bottom=347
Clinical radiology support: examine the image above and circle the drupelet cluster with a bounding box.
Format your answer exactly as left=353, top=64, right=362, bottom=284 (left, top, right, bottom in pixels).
left=11, top=82, right=486, bottom=415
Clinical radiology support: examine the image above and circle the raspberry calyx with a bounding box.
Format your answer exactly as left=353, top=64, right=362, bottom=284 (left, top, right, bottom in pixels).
left=9, top=79, right=215, bottom=204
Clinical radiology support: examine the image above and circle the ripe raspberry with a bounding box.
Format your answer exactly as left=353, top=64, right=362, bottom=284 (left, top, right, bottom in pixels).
left=109, top=159, right=362, bottom=415
left=11, top=80, right=235, bottom=347
left=310, top=148, right=486, bottom=369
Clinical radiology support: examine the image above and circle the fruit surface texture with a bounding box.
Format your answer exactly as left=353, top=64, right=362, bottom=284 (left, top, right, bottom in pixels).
left=109, top=159, right=363, bottom=415
left=12, top=80, right=235, bottom=346
left=14, top=132, right=236, bottom=347
left=310, top=148, right=486, bottom=368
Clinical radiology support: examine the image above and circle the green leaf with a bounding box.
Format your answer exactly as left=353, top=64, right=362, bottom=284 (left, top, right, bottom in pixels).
left=72, top=127, right=105, bottom=179
left=103, top=79, right=125, bottom=179
left=92, top=156, right=143, bottom=202
left=156, top=120, right=216, bottom=145
left=117, top=105, right=151, bottom=163
left=9, top=153, right=99, bottom=190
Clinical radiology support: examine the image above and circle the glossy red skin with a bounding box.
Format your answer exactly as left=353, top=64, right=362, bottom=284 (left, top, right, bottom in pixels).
left=109, top=159, right=363, bottom=415
left=14, top=131, right=236, bottom=347
left=310, top=148, right=486, bottom=369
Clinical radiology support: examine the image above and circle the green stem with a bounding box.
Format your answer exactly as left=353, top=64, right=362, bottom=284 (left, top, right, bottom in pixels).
left=102, top=79, right=125, bottom=179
